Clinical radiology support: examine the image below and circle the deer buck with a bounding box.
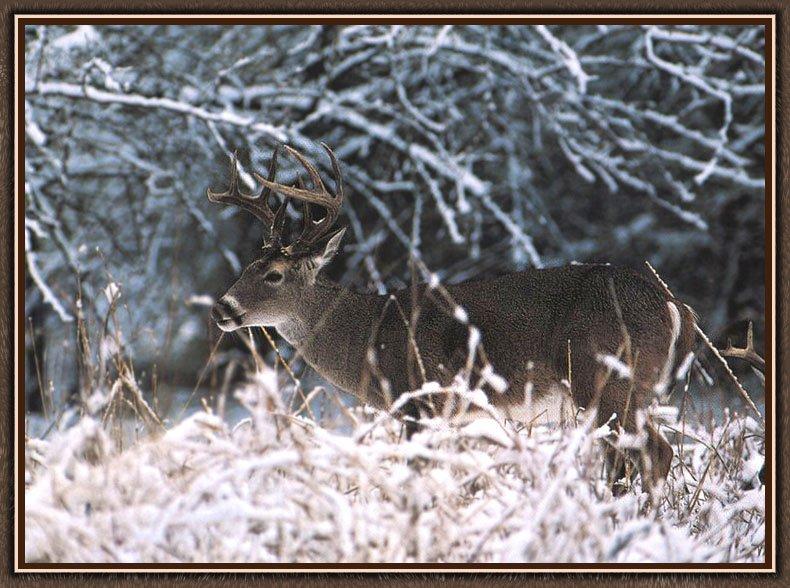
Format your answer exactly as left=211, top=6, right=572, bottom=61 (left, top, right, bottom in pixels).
left=207, top=144, right=698, bottom=494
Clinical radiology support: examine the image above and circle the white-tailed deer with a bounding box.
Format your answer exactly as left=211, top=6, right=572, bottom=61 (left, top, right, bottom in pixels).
left=207, top=144, right=697, bottom=493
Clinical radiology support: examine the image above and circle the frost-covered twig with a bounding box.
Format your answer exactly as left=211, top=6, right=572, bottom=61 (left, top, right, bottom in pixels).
left=535, top=25, right=592, bottom=93
left=28, top=81, right=287, bottom=142
left=24, top=224, right=73, bottom=323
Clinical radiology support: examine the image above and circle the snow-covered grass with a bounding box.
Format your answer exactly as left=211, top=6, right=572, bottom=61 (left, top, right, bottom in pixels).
left=24, top=367, right=765, bottom=565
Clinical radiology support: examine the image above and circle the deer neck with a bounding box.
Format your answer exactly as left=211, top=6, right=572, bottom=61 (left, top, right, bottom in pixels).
left=276, top=279, right=382, bottom=405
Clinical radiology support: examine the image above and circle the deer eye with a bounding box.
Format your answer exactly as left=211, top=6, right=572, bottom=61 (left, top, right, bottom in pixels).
left=263, top=270, right=283, bottom=284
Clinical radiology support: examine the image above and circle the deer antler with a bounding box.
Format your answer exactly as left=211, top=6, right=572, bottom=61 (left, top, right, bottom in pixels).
left=207, top=149, right=289, bottom=246
left=254, top=143, right=344, bottom=253
left=207, top=144, right=344, bottom=252
left=720, top=321, right=765, bottom=373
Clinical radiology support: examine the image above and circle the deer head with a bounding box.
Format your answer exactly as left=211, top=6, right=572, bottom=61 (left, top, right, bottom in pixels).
left=207, top=144, right=346, bottom=332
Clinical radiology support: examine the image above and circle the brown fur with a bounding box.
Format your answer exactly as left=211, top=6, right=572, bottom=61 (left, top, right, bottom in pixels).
left=215, top=254, right=695, bottom=492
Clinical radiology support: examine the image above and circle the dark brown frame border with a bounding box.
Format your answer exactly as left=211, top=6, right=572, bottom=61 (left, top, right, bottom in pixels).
left=2, top=2, right=785, bottom=583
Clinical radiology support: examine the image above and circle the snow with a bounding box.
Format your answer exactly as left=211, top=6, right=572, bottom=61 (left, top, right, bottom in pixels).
left=460, top=418, right=513, bottom=448
left=479, top=364, right=509, bottom=394
left=596, top=353, right=633, bottom=380
left=50, top=25, right=100, bottom=52
left=453, top=305, right=469, bottom=324
left=24, top=370, right=766, bottom=564
left=32, top=81, right=287, bottom=143
left=535, top=25, right=592, bottom=94
left=103, top=282, right=120, bottom=303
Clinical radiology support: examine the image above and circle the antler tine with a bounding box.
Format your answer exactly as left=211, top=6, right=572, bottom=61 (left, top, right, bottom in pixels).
left=294, top=177, right=315, bottom=244
left=262, top=147, right=279, bottom=201
left=721, top=321, right=766, bottom=373
left=207, top=150, right=280, bottom=228
left=285, top=145, right=327, bottom=194
left=254, top=152, right=332, bottom=206
left=254, top=144, right=345, bottom=250
left=321, top=142, right=344, bottom=202
left=271, top=196, right=290, bottom=243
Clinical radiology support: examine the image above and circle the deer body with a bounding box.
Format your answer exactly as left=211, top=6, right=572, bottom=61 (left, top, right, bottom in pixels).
left=271, top=265, right=694, bottom=422
left=207, top=145, right=696, bottom=493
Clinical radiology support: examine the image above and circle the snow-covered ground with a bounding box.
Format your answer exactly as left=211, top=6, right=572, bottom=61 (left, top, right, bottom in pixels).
left=24, top=369, right=765, bottom=564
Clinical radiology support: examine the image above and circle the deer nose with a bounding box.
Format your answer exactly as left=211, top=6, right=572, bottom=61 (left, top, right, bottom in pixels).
left=211, top=295, right=245, bottom=326
left=210, top=302, right=225, bottom=322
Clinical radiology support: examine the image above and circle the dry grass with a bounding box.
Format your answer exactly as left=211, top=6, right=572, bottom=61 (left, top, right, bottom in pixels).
left=24, top=364, right=765, bottom=564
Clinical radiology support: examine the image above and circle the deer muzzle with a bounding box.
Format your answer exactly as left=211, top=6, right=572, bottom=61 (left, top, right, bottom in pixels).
left=211, top=295, right=246, bottom=332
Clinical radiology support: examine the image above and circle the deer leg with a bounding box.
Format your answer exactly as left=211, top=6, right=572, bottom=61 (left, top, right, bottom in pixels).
left=585, top=378, right=631, bottom=494
left=397, top=397, right=434, bottom=473
left=604, top=443, right=636, bottom=497
left=640, top=424, right=673, bottom=493
left=593, top=380, right=672, bottom=496
left=599, top=411, right=673, bottom=496
left=398, top=388, right=453, bottom=440
left=398, top=397, right=423, bottom=440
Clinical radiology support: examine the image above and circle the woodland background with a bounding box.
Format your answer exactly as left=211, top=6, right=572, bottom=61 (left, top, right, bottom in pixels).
left=23, top=24, right=766, bottom=418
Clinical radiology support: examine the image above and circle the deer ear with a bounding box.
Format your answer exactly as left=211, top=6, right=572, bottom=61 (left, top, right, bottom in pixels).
left=312, top=227, right=346, bottom=269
